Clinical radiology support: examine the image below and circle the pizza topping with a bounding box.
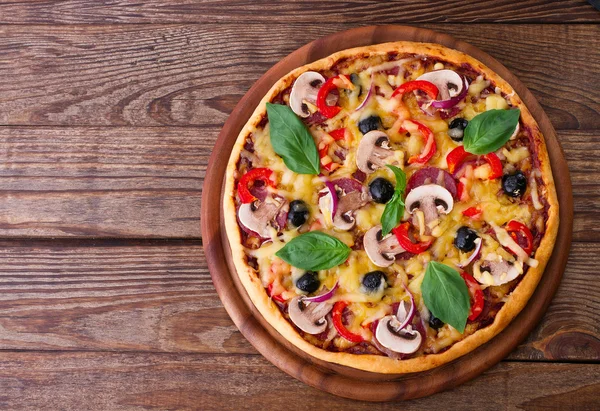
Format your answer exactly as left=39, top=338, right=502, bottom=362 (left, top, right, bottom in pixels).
left=391, top=79, right=439, bottom=100
left=446, top=146, right=503, bottom=180
left=458, top=237, right=482, bottom=268
left=266, top=103, right=320, bottom=175
left=489, top=222, right=539, bottom=268
left=375, top=301, right=422, bottom=354
left=502, top=170, right=527, bottom=197
left=364, top=225, right=406, bottom=267
left=295, top=271, right=320, bottom=294
left=332, top=187, right=369, bottom=230
left=463, top=109, right=521, bottom=155
left=358, top=115, right=383, bottom=135
left=304, top=282, right=339, bottom=303
left=404, top=184, right=454, bottom=226
left=356, top=130, right=394, bottom=173
left=287, top=200, right=309, bottom=227
left=505, top=220, right=534, bottom=255
left=275, top=231, right=352, bottom=271
left=369, top=177, right=395, bottom=204
left=403, top=120, right=437, bottom=165
left=355, top=73, right=374, bottom=111
left=428, top=313, right=444, bottom=330
left=473, top=253, right=523, bottom=286
left=460, top=272, right=484, bottom=321
left=392, top=222, right=433, bottom=254
left=380, top=165, right=407, bottom=235
left=316, top=75, right=353, bottom=119
left=421, top=262, right=470, bottom=333
left=360, top=270, right=388, bottom=294
left=448, top=118, right=469, bottom=141
left=416, top=69, right=463, bottom=101
left=237, top=167, right=276, bottom=204
left=288, top=296, right=332, bottom=334
left=462, top=206, right=483, bottom=220
left=430, top=76, right=469, bottom=110
left=289, top=71, right=326, bottom=118
left=238, top=198, right=285, bottom=238
left=332, top=301, right=365, bottom=343
left=454, top=226, right=480, bottom=252
left=406, top=167, right=457, bottom=199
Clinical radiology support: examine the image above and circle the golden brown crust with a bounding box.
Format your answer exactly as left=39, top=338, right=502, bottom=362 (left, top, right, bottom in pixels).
left=223, top=41, right=559, bottom=374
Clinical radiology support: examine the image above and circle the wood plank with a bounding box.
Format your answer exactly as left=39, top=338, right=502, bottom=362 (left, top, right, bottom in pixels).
left=0, top=241, right=595, bottom=362
left=0, top=127, right=595, bottom=240
left=0, top=24, right=597, bottom=129
left=0, top=351, right=596, bottom=410
left=0, top=1, right=597, bottom=24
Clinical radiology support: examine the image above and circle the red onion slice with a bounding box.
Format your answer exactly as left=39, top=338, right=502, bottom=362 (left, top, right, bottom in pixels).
left=396, top=285, right=416, bottom=331
left=303, top=282, right=339, bottom=303
left=354, top=73, right=374, bottom=111
left=430, top=76, right=469, bottom=109
left=458, top=237, right=482, bottom=268
left=322, top=179, right=339, bottom=217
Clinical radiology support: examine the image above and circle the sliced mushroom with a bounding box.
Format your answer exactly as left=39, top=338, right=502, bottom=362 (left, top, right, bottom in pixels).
left=290, top=71, right=325, bottom=118
left=404, top=184, right=454, bottom=226
left=473, top=253, right=524, bottom=286
left=238, top=197, right=285, bottom=238
left=364, top=225, right=406, bottom=267
left=288, top=296, right=332, bottom=334
left=375, top=315, right=422, bottom=354
left=416, top=69, right=463, bottom=100
left=356, top=130, right=394, bottom=174
left=332, top=189, right=369, bottom=230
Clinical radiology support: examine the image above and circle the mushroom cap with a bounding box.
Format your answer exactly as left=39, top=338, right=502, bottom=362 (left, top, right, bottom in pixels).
left=237, top=198, right=283, bottom=238
left=290, top=71, right=325, bottom=118
left=474, top=254, right=523, bottom=286
left=417, top=69, right=463, bottom=100
left=288, top=296, right=331, bottom=334
left=356, top=130, right=392, bottom=174
left=375, top=315, right=422, bottom=354
left=332, top=190, right=368, bottom=231
left=364, top=225, right=405, bottom=267
left=405, top=184, right=454, bottom=219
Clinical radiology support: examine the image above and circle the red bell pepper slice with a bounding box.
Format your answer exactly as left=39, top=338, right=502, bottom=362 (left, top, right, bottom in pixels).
left=332, top=301, right=364, bottom=343
left=460, top=272, right=484, bottom=321
left=462, top=206, right=482, bottom=220
left=406, top=120, right=437, bottom=165
left=446, top=146, right=470, bottom=174
left=316, top=75, right=350, bottom=119
left=446, top=146, right=503, bottom=180
left=266, top=283, right=286, bottom=303
left=482, top=153, right=503, bottom=179
left=318, top=128, right=346, bottom=172
left=392, top=222, right=433, bottom=254
left=237, top=167, right=275, bottom=203
left=328, top=127, right=347, bottom=141
left=506, top=220, right=534, bottom=255
left=391, top=80, right=439, bottom=100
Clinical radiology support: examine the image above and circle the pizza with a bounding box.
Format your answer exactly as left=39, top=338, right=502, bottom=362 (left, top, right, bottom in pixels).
left=223, top=41, right=559, bottom=374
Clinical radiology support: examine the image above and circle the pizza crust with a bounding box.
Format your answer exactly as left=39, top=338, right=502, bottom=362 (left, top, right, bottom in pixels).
left=223, top=41, right=559, bottom=374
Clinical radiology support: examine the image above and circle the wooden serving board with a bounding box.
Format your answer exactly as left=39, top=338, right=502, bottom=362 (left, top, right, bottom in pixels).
left=201, top=25, right=573, bottom=401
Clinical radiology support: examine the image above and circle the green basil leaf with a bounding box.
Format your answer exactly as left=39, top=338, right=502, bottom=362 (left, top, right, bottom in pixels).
left=380, top=165, right=407, bottom=236
left=421, top=261, right=470, bottom=333
left=275, top=231, right=351, bottom=271
left=463, top=109, right=521, bottom=155
left=266, top=102, right=320, bottom=175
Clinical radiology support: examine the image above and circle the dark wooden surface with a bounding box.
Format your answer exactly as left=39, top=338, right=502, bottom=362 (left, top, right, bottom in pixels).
left=0, top=1, right=597, bottom=409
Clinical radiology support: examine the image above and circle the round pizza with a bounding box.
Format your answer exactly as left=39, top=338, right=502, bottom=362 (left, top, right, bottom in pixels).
left=223, top=41, right=559, bottom=374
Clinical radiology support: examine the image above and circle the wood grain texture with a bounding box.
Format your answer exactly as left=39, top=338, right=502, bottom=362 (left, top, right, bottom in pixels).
left=0, top=0, right=597, bottom=24
left=0, top=241, right=593, bottom=360
left=0, top=352, right=596, bottom=410
left=0, top=24, right=597, bottom=129
left=0, top=127, right=594, bottom=240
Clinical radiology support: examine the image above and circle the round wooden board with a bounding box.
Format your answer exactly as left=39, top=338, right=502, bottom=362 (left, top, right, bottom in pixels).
left=201, top=25, right=573, bottom=401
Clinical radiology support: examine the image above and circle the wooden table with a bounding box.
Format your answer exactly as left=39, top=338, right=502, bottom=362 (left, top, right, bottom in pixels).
left=0, top=1, right=598, bottom=409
